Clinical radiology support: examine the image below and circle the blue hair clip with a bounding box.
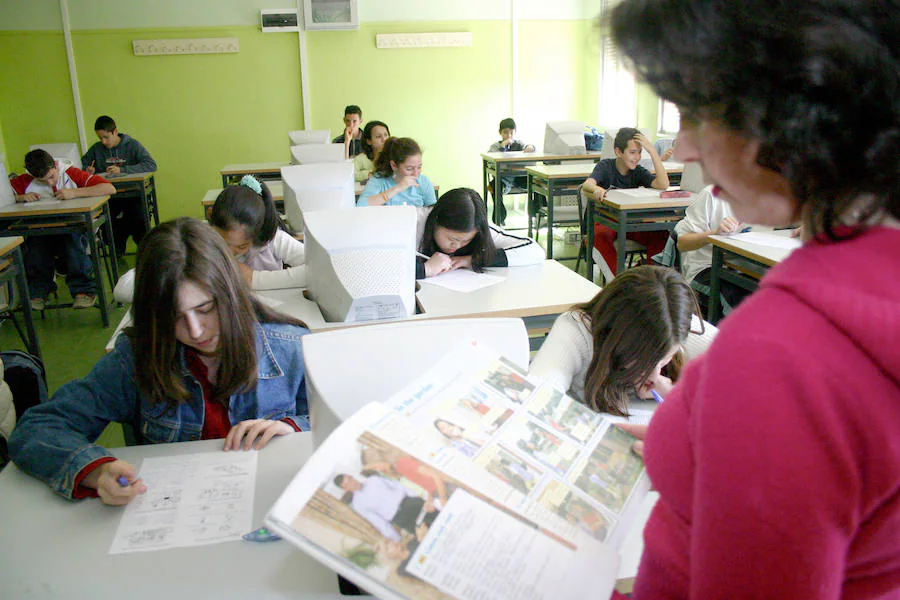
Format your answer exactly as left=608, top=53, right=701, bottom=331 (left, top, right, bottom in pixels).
left=240, top=174, right=263, bottom=195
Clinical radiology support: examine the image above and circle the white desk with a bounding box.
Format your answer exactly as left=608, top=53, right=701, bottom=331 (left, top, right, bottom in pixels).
left=260, top=260, right=600, bottom=350
left=0, top=433, right=345, bottom=600
left=708, top=229, right=800, bottom=322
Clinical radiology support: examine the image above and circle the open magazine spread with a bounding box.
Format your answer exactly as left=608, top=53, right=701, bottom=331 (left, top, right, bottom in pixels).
left=267, top=341, right=650, bottom=600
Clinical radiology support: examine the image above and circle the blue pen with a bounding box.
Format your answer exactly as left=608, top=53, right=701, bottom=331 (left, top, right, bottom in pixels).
left=117, top=475, right=131, bottom=487
left=739, top=226, right=752, bottom=233
left=650, top=389, right=665, bottom=404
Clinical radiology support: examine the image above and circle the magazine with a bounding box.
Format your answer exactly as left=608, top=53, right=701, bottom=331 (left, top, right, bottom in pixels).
left=266, top=341, right=651, bottom=600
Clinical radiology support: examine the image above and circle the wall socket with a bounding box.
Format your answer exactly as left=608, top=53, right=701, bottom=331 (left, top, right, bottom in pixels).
left=132, top=38, right=240, bottom=56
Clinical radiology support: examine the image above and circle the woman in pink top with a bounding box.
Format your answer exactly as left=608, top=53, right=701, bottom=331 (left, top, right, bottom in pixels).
left=608, top=1, right=900, bottom=598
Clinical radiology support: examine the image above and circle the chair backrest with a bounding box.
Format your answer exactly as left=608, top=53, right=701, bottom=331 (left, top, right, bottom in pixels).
left=0, top=161, right=14, bottom=208
left=303, top=318, right=529, bottom=449
left=289, top=143, right=346, bottom=165
left=288, top=129, right=330, bottom=146
left=679, top=162, right=706, bottom=193
left=28, top=143, right=81, bottom=170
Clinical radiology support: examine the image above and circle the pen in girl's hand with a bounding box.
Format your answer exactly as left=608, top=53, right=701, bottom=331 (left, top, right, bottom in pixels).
left=117, top=475, right=132, bottom=487
left=415, top=251, right=430, bottom=260
left=651, top=389, right=664, bottom=404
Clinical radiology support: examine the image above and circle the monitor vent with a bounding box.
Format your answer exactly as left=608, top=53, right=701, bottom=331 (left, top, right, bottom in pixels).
left=332, top=249, right=407, bottom=296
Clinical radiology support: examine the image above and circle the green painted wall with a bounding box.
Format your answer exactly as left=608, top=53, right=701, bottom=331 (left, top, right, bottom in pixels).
left=0, top=17, right=659, bottom=219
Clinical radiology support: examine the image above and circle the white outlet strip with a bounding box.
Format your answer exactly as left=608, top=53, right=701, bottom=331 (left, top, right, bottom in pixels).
left=376, top=32, right=472, bottom=49
left=132, top=38, right=240, bottom=56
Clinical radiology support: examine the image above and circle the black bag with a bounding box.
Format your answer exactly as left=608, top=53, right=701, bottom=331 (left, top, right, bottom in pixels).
left=2, top=350, right=48, bottom=420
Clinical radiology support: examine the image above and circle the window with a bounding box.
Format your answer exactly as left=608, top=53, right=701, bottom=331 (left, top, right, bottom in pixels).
left=598, top=0, right=635, bottom=128
left=658, top=100, right=681, bottom=135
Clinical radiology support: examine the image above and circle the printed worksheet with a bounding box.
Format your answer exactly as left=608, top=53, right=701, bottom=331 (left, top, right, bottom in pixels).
left=109, top=451, right=257, bottom=554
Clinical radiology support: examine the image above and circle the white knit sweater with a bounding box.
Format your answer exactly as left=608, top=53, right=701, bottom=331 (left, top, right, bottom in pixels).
left=529, top=311, right=718, bottom=403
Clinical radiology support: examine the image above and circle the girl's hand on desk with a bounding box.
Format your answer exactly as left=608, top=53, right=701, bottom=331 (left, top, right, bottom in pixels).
left=85, top=459, right=147, bottom=506
left=16, top=193, right=40, bottom=203
left=449, top=255, right=473, bottom=270
left=54, top=188, right=77, bottom=200
left=224, top=419, right=294, bottom=451
left=424, top=252, right=453, bottom=277
left=716, top=216, right=741, bottom=235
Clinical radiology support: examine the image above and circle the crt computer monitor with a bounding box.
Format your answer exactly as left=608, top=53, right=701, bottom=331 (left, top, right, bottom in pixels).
left=287, top=129, right=330, bottom=146
left=290, top=143, right=346, bottom=165
left=543, top=121, right=586, bottom=155
left=281, top=162, right=355, bottom=232
left=303, top=206, right=417, bottom=323
left=0, top=161, right=14, bottom=207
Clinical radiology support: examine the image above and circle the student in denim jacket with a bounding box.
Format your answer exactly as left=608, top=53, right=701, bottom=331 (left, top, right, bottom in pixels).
left=9, top=218, right=311, bottom=505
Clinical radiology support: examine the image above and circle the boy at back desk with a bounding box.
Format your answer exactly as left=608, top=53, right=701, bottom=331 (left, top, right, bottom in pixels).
left=11, top=149, right=115, bottom=311
left=81, top=115, right=157, bottom=259
left=487, top=117, right=535, bottom=225
left=332, top=105, right=364, bottom=159
left=582, top=127, right=669, bottom=278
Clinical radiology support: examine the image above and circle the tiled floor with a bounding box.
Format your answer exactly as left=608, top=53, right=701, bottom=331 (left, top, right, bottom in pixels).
left=0, top=198, right=596, bottom=450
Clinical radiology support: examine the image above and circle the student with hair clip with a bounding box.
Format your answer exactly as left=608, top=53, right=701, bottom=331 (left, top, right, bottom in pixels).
left=529, top=265, right=717, bottom=416
left=353, top=120, right=390, bottom=183
left=357, top=137, right=436, bottom=207
left=209, top=175, right=306, bottom=290
left=417, top=187, right=544, bottom=278
left=9, top=218, right=311, bottom=506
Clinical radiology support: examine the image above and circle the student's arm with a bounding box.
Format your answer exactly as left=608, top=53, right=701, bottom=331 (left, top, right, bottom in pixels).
left=353, top=154, right=372, bottom=182
left=635, top=133, right=670, bottom=189
left=10, top=174, right=40, bottom=203
left=357, top=177, right=392, bottom=206
left=676, top=187, right=740, bottom=252
left=677, top=218, right=741, bottom=251
left=123, top=139, right=157, bottom=174
left=81, top=146, right=98, bottom=173
left=486, top=226, right=544, bottom=267
left=529, top=311, right=593, bottom=397
left=582, top=162, right=610, bottom=201
left=250, top=231, right=308, bottom=289
left=7, top=337, right=141, bottom=500
left=55, top=168, right=115, bottom=200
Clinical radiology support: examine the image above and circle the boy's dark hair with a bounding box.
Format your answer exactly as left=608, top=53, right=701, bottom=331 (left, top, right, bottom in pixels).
left=94, top=115, right=116, bottom=132
left=361, top=120, right=390, bottom=161
left=420, top=188, right=497, bottom=273
left=24, top=149, right=55, bottom=178
left=373, top=137, right=421, bottom=178
left=343, top=105, right=362, bottom=118
left=614, top=127, right=641, bottom=153
left=209, top=180, right=293, bottom=246
left=609, top=0, right=900, bottom=240
left=499, top=118, right=517, bottom=131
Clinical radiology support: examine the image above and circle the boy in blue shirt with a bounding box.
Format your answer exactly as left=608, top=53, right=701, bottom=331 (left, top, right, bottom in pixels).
left=82, top=115, right=157, bottom=258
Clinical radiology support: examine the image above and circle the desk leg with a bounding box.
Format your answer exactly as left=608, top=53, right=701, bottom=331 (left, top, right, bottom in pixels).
left=708, top=245, right=724, bottom=324
left=546, top=181, right=554, bottom=259
left=139, top=182, right=152, bottom=239
left=482, top=159, right=490, bottom=221
left=221, top=174, right=229, bottom=187
left=12, top=246, right=41, bottom=360
left=616, top=210, right=628, bottom=276
left=586, top=202, right=595, bottom=281
left=527, top=173, right=534, bottom=238
left=494, top=165, right=503, bottom=226
left=148, top=176, right=160, bottom=227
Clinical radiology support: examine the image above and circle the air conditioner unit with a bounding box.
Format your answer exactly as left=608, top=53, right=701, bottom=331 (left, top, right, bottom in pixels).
left=261, top=9, right=300, bottom=32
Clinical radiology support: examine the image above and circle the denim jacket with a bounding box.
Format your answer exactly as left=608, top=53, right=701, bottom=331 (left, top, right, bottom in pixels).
left=9, top=322, right=310, bottom=500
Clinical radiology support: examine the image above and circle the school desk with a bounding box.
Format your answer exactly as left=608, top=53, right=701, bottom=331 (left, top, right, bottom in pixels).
left=585, top=189, right=694, bottom=281
left=0, top=196, right=118, bottom=327
left=0, top=433, right=345, bottom=600
left=201, top=181, right=367, bottom=219
left=220, top=162, right=289, bottom=186
left=102, top=171, right=159, bottom=233
left=0, top=236, right=41, bottom=359
left=259, top=259, right=600, bottom=351
left=481, top=151, right=604, bottom=225
left=525, top=163, right=596, bottom=259
left=707, top=229, right=800, bottom=323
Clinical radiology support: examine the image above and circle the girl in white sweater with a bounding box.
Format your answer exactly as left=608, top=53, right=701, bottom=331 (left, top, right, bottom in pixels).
left=530, top=265, right=717, bottom=415
left=209, top=176, right=307, bottom=290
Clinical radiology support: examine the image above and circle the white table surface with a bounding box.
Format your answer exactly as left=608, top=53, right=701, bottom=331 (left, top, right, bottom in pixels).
left=0, top=433, right=345, bottom=600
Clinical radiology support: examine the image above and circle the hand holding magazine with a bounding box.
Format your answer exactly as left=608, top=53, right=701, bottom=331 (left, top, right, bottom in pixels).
left=266, top=341, right=651, bottom=600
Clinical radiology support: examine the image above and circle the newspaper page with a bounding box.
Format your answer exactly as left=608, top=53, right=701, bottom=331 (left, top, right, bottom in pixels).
left=267, top=341, right=649, bottom=600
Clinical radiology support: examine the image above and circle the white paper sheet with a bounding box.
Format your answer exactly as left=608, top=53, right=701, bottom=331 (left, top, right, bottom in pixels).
left=729, top=231, right=802, bottom=250
left=609, top=187, right=659, bottom=199
left=109, top=451, right=257, bottom=554
left=420, top=269, right=506, bottom=292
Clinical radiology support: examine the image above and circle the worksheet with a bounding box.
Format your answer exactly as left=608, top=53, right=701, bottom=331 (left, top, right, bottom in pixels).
left=109, top=451, right=257, bottom=554
left=420, top=269, right=506, bottom=293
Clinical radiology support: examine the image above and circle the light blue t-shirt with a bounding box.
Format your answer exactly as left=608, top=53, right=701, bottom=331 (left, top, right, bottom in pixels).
left=357, top=174, right=437, bottom=207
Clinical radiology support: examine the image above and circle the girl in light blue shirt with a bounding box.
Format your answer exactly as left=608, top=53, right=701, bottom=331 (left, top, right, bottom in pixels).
left=357, top=137, right=436, bottom=208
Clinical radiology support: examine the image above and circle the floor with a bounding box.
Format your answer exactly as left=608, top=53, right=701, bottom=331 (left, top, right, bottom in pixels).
left=0, top=197, right=592, bottom=450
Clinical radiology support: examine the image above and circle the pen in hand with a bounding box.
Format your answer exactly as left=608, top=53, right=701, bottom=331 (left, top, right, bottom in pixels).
left=650, top=389, right=664, bottom=404
left=117, top=475, right=134, bottom=487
